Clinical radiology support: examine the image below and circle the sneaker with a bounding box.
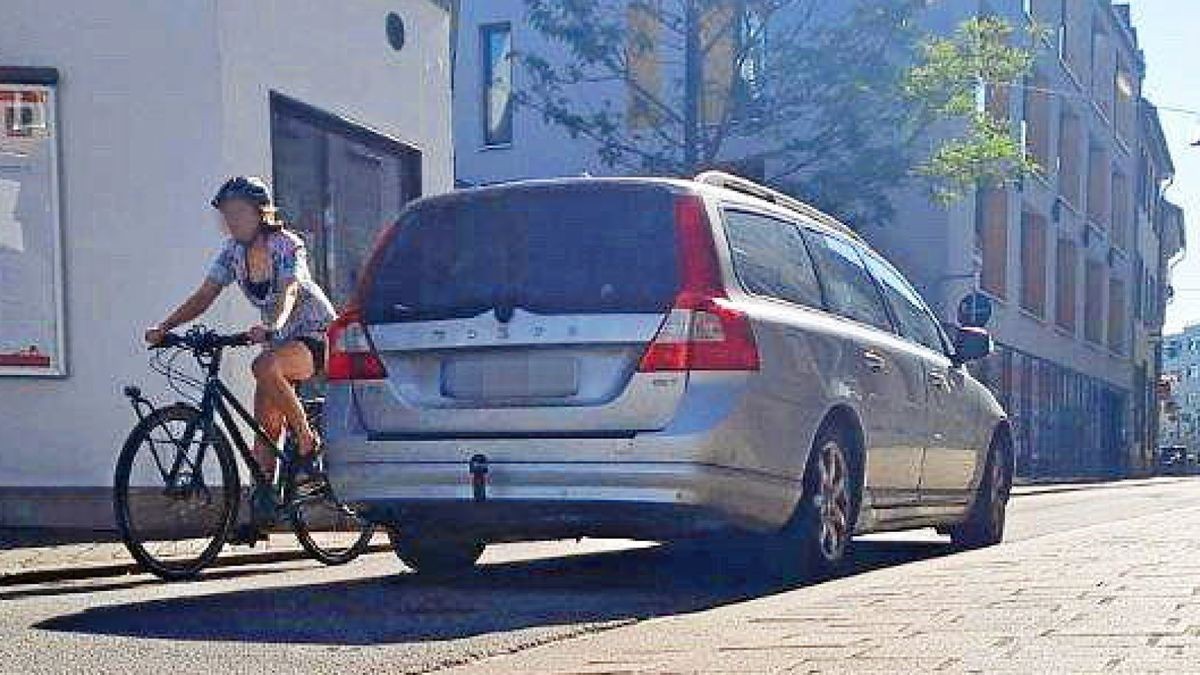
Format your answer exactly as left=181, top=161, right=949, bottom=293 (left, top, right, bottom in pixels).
left=291, top=454, right=328, bottom=498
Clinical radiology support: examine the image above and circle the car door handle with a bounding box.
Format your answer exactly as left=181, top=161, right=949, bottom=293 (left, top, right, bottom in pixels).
left=862, top=349, right=887, bottom=372
left=928, top=370, right=950, bottom=390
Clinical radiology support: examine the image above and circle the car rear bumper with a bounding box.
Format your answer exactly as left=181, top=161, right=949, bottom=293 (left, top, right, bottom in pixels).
left=326, top=448, right=799, bottom=541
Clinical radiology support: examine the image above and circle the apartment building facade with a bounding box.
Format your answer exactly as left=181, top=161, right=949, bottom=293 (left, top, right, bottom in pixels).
left=1161, top=324, right=1200, bottom=451
left=900, top=1, right=1186, bottom=478
left=452, top=0, right=1185, bottom=478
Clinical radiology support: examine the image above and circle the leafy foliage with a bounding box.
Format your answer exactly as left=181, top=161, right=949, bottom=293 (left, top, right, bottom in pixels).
left=906, top=16, right=1041, bottom=202
left=518, top=3, right=1038, bottom=223
left=521, top=0, right=926, bottom=225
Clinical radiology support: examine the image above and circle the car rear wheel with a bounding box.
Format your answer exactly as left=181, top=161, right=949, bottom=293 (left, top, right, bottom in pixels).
left=386, top=526, right=485, bottom=578
left=771, top=424, right=858, bottom=579
left=950, top=435, right=1012, bottom=549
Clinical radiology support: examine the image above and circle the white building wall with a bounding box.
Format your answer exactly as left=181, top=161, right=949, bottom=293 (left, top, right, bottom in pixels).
left=454, top=0, right=611, bottom=185
left=0, top=0, right=452, bottom=528
left=0, top=1, right=226, bottom=493
left=215, top=0, right=454, bottom=194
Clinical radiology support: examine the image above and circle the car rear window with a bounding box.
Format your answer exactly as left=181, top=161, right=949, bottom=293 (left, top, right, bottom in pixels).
left=363, top=184, right=680, bottom=323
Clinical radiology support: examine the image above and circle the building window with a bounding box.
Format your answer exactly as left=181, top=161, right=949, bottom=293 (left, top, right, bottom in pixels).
left=700, top=3, right=760, bottom=125
left=735, top=5, right=768, bottom=118
left=1165, top=341, right=1179, bottom=360
left=1091, top=22, right=1112, bottom=118
left=978, top=187, right=1008, bottom=298
left=1062, top=0, right=1090, bottom=80
left=1059, top=111, right=1082, bottom=208
left=482, top=23, right=514, bottom=147
left=1056, top=238, right=1078, bottom=331
left=627, top=4, right=662, bottom=129
left=1024, top=73, right=1052, bottom=170
left=1086, top=144, right=1109, bottom=230
left=1115, top=56, right=1136, bottom=142
left=1085, top=259, right=1106, bottom=345
left=1108, top=278, right=1126, bottom=353
left=1112, top=171, right=1130, bottom=250
left=0, top=75, right=65, bottom=377
left=1020, top=212, right=1047, bottom=317
left=270, top=93, right=423, bottom=306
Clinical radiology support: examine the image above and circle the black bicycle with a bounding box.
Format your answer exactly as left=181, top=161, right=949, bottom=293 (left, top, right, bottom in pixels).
left=113, top=326, right=375, bottom=581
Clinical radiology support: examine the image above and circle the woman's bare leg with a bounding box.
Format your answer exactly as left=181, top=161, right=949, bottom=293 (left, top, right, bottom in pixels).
left=252, top=384, right=285, bottom=480
left=251, top=341, right=318, bottom=459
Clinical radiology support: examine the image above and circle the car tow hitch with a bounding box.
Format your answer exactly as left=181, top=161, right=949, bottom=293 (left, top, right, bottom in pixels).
left=469, top=454, right=489, bottom=503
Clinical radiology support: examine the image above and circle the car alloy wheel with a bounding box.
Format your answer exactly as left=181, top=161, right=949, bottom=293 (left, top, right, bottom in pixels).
left=813, top=439, right=852, bottom=562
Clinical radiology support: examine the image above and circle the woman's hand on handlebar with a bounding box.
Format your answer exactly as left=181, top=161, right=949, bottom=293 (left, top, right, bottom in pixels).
left=246, top=324, right=273, bottom=344
left=144, top=326, right=168, bottom=346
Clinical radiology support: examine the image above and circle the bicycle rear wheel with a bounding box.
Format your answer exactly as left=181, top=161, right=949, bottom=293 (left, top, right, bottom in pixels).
left=291, top=489, right=376, bottom=566
left=113, top=403, right=240, bottom=581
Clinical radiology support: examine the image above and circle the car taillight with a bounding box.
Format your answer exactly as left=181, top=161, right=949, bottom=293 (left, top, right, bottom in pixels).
left=638, top=196, right=760, bottom=373
left=326, top=309, right=387, bottom=381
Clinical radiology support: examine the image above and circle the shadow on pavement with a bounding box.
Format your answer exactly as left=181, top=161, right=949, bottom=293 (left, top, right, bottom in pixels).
left=35, top=537, right=955, bottom=645
left=1, top=563, right=312, bottom=603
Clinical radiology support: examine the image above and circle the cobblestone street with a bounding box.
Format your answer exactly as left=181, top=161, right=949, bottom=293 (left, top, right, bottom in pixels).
left=1, top=479, right=1198, bottom=674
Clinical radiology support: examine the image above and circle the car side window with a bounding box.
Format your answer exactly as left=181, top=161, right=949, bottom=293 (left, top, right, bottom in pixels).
left=860, top=252, right=947, bottom=354
left=801, top=229, right=893, bottom=331
left=723, top=209, right=823, bottom=309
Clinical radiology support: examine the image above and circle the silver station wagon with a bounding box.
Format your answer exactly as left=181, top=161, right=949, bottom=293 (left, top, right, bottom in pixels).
left=323, top=172, right=1013, bottom=576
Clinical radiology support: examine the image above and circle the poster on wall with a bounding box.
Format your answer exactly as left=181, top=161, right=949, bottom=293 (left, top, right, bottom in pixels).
left=0, top=73, right=65, bottom=376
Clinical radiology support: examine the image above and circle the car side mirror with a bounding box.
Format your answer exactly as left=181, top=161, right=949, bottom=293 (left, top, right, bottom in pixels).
left=952, top=326, right=993, bottom=366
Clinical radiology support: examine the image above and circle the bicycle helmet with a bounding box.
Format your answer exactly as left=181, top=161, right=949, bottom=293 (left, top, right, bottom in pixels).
left=211, top=176, right=273, bottom=209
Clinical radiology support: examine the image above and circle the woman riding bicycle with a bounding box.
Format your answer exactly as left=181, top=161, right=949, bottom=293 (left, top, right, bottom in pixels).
left=144, top=176, right=337, bottom=484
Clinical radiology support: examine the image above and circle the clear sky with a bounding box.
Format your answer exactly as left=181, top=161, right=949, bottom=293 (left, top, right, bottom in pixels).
left=1128, top=1, right=1200, bottom=334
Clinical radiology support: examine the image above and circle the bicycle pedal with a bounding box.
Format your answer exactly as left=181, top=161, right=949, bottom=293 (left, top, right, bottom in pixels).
left=229, top=524, right=270, bottom=547
left=291, top=473, right=330, bottom=500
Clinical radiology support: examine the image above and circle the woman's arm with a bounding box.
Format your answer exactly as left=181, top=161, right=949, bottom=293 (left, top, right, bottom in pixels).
left=158, top=280, right=223, bottom=331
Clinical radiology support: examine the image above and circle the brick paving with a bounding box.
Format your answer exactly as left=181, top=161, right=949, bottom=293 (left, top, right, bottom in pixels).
left=3, top=481, right=1151, bottom=584
left=443, top=502, right=1200, bottom=674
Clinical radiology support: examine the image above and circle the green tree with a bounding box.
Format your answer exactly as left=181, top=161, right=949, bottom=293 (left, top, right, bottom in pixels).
left=520, top=0, right=926, bottom=225
left=519, top=2, right=1038, bottom=223
left=905, top=15, right=1042, bottom=203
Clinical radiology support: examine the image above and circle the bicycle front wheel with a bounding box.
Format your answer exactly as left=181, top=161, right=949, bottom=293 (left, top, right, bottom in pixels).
left=113, top=403, right=240, bottom=581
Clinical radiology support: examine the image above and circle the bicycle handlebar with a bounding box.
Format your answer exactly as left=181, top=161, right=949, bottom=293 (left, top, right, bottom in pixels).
left=152, top=329, right=256, bottom=352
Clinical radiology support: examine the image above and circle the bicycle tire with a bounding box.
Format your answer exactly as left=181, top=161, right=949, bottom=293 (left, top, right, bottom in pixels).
left=291, top=492, right=376, bottom=566
left=113, top=403, right=240, bottom=581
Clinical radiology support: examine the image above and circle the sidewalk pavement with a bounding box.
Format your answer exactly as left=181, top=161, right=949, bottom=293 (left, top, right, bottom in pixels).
left=0, top=476, right=1190, bottom=587
left=445, top=494, right=1200, bottom=673
left=0, top=530, right=388, bottom=586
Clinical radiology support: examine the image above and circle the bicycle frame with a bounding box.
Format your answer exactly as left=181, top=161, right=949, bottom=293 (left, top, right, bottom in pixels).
left=170, top=344, right=294, bottom=504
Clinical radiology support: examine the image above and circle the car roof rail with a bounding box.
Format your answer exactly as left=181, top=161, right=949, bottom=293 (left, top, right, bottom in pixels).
left=693, top=170, right=862, bottom=241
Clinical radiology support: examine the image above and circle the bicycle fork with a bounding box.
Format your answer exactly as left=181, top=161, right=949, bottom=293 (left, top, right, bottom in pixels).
left=123, top=384, right=211, bottom=499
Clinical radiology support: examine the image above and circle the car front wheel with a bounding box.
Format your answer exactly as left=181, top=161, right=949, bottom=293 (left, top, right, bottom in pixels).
left=950, top=435, right=1012, bottom=549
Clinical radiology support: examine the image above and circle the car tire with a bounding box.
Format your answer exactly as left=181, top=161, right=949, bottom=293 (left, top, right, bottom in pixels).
left=950, top=434, right=1012, bottom=549
left=386, top=526, right=485, bottom=578
left=774, top=423, right=859, bottom=579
